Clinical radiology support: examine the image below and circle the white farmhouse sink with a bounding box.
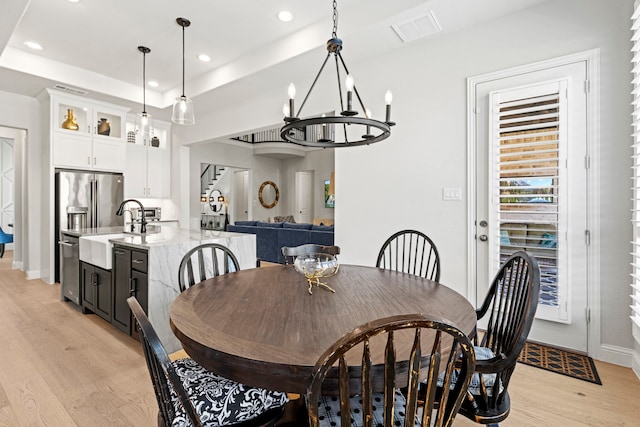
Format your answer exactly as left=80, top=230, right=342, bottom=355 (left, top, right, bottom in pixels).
left=79, top=233, right=125, bottom=270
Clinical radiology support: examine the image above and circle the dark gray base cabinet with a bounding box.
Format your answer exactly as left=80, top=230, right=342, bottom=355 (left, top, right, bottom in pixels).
left=81, top=262, right=112, bottom=322
left=112, top=245, right=148, bottom=336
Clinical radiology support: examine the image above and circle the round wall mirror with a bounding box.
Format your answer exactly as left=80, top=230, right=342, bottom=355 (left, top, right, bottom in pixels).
left=209, top=189, right=223, bottom=212
left=259, top=181, right=279, bottom=209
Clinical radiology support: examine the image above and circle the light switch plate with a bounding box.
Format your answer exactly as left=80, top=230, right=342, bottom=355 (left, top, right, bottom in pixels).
left=442, top=187, right=462, bottom=201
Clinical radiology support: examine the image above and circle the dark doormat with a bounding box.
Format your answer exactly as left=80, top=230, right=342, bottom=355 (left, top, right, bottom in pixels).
left=518, top=341, right=602, bottom=385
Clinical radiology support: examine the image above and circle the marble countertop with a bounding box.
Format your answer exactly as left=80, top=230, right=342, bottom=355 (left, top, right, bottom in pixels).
left=63, top=226, right=247, bottom=250
left=61, top=226, right=126, bottom=238
left=110, top=228, right=247, bottom=250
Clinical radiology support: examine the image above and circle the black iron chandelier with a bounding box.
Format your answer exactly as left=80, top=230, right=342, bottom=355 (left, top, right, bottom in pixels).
left=280, top=0, right=395, bottom=148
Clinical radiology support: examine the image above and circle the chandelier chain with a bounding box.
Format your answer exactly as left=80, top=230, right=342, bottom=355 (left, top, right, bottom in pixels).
left=332, top=0, right=338, bottom=38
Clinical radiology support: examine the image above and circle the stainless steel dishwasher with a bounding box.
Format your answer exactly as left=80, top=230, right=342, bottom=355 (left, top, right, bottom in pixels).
left=59, top=233, right=80, bottom=305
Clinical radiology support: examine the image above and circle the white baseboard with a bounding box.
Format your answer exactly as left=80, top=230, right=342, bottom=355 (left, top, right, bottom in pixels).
left=632, top=351, right=640, bottom=380
left=12, top=261, right=23, bottom=270
left=598, top=344, right=633, bottom=367
left=26, top=269, right=41, bottom=280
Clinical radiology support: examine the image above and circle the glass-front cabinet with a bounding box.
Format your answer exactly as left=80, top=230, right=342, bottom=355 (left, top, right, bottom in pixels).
left=124, top=117, right=171, bottom=198
left=48, top=89, right=129, bottom=172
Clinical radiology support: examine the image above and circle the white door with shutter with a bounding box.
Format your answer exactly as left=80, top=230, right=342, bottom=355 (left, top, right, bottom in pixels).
left=474, top=61, right=589, bottom=352
left=295, top=171, right=313, bottom=224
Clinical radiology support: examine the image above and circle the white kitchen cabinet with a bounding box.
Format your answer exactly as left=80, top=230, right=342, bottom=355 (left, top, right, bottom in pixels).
left=124, top=118, right=171, bottom=198
left=47, top=90, right=129, bottom=172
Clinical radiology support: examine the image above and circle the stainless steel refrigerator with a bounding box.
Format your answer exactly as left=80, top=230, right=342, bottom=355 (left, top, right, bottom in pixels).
left=55, top=170, right=124, bottom=285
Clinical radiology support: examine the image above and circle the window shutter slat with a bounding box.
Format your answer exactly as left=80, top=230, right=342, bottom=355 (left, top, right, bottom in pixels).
left=493, top=88, right=561, bottom=311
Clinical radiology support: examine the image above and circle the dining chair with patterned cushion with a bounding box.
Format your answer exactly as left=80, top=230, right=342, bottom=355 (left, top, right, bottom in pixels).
left=376, top=229, right=441, bottom=281
left=307, top=313, right=475, bottom=427
left=435, top=251, right=540, bottom=426
left=281, top=243, right=340, bottom=265
left=178, top=243, right=240, bottom=292
left=127, top=296, right=288, bottom=427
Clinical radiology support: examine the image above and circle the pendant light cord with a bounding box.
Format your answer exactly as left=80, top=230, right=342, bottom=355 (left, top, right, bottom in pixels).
left=137, top=46, right=151, bottom=114
left=142, top=50, right=147, bottom=113
left=181, top=22, right=186, bottom=97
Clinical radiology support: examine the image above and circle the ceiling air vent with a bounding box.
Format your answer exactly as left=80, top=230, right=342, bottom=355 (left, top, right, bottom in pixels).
left=391, top=10, right=441, bottom=43
left=52, top=84, right=88, bottom=96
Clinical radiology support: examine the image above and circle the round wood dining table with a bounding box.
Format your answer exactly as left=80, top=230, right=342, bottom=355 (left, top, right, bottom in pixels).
left=170, top=264, right=477, bottom=394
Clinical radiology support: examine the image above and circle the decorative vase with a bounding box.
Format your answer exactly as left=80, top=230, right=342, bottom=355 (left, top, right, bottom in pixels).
left=97, top=118, right=111, bottom=136
left=61, top=109, right=79, bottom=131
left=151, top=136, right=160, bottom=147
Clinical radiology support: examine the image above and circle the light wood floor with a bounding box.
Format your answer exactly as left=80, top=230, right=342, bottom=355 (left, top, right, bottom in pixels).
left=1, top=251, right=639, bottom=426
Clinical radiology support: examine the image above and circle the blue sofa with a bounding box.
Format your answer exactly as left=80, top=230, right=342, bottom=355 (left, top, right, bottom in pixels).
left=227, top=221, right=334, bottom=264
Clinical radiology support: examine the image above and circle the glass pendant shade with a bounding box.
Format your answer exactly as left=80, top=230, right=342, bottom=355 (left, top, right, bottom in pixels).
left=136, top=46, right=154, bottom=145
left=135, top=112, right=154, bottom=145
left=172, top=95, right=195, bottom=125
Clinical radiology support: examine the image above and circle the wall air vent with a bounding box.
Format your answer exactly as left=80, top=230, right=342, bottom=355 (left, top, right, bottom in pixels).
left=52, top=84, right=88, bottom=96
left=391, top=10, right=441, bottom=43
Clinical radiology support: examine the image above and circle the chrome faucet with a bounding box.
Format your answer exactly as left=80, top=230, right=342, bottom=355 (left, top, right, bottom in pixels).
left=116, top=199, right=147, bottom=233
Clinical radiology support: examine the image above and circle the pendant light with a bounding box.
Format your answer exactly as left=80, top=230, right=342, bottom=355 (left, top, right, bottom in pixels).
left=172, top=17, right=195, bottom=125
left=135, top=46, right=154, bottom=144
left=280, top=0, right=395, bottom=148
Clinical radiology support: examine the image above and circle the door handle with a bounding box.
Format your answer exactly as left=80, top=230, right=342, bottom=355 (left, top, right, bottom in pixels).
left=58, top=240, right=78, bottom=247
left=129, top=278, right=137, bottom=296
left=479, top=234, right=488, bottom=242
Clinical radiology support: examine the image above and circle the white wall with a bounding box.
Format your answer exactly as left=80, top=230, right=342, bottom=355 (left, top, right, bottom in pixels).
left=181, top=138, right=335, bottom=226
left=282, top=148, right=335, bottom=221
left=187, top=141, right=288, bottom=225
left=335, top=0, right=633, bottom=354
left=184, top=146, right=336, bottom=225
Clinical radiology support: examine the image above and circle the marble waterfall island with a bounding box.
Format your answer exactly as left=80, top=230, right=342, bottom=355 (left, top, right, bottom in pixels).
left=110, top=228, right=256, bottom=353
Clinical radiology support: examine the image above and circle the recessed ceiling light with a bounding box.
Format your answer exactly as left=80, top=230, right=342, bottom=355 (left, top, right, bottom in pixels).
left=68, top=0, right=80, bottom=3
left=277, top=10, right=294, bottom=22
left=148, top=81, right=159, bottom=88
left=198, top=54, right=211, bottom=62
left=24, top=41, right=43, bottom=50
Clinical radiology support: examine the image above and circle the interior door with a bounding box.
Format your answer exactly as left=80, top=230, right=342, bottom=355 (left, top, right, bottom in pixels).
left=0, top=134, right=15, bottom=250
left=474, top=61, right=589, bottom=352
left=295, top=171, right=312, bottom=223
left=233, top=170, right=249, bottom=222
left=0, top=126, right=22, bottom=265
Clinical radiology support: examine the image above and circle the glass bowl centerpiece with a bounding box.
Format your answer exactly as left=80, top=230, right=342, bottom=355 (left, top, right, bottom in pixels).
left=293, top=253, right=339, bottom=294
